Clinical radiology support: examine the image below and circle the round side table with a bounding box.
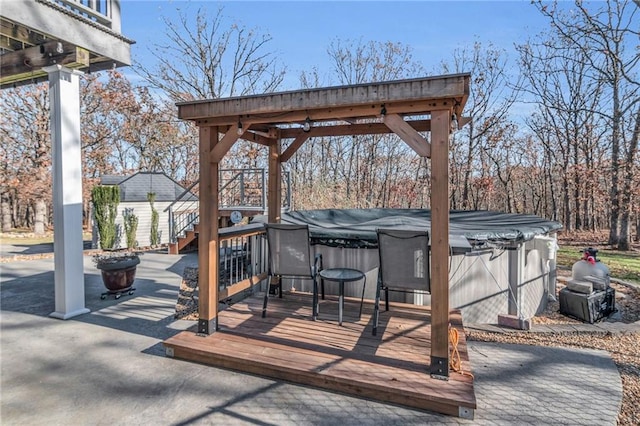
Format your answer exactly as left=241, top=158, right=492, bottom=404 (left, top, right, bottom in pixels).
left=318, top=268, right=366, bottom=325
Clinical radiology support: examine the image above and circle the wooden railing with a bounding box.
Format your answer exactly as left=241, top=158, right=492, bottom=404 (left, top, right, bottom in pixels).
left=217, top=223, right=268, bottom=301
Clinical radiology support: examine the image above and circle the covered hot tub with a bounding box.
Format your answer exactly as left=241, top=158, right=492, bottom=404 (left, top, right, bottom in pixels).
left=264, top=208, right=562, bottom=324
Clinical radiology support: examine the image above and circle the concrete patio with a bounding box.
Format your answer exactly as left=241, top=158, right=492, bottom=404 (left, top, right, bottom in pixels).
left=0, top=251, right=622, bottom=425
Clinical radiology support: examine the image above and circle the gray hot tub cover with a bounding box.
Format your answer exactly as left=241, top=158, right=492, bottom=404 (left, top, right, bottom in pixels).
left=275, top=209, right=562, bottom=249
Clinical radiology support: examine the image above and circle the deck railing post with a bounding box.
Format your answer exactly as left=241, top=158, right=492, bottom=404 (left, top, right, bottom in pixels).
left=108, top=0, right=121, bottom=32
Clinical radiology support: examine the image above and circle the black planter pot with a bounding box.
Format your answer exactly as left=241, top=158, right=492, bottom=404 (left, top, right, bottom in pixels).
left=96, top=256, right=140, bottom=299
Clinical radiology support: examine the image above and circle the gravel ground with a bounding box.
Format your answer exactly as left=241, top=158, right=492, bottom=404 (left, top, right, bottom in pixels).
left=468, top=276, right=640, bottom=426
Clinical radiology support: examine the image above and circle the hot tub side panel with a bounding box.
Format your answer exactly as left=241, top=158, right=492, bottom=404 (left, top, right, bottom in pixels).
left=519, top=247, right=550, bottom=319
left=278, top=243, right=552, bottom=324
left=448, top=249, right=511, bottom=324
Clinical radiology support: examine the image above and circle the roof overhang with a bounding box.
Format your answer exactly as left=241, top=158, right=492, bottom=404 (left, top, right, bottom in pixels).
left=1, top=0, right=134, bottom=89
left=178, top=73, right=470, bottom=134
left=178, top=73, right=470, bottom=161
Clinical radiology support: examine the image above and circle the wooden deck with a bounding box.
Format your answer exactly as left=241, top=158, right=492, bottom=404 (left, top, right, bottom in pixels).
left=163, top=292, right=476, bottom=419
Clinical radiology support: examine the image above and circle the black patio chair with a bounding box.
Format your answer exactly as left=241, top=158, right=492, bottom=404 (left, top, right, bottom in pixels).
left=373, top=228, right=430, bottom=336
left=263, top=223, right=323, bottom=319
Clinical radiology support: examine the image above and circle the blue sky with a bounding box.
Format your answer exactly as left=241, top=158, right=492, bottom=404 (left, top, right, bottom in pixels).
left=120, top=0, right=553, bottom=89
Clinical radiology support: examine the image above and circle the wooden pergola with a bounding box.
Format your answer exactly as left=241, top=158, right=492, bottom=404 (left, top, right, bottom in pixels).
left=177, top=73, right=470, bottom=378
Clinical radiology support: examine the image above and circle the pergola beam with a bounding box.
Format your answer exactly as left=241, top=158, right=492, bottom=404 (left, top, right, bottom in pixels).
left=278, top=119, right=433, bottom=139
left=429, top=110, right=450, bottom=379
left=281, top=127, right=321, bottom=162
left=210, top=121, right=254, bottom=163
left=241, top=129, right=273, bottom=146
left=268, top=135, right=282, bottom=223
left=194, top=101, right=457, bottom=128
left=382, top=113, right=431, bottom=158
left=198, top=125, right=220, bottom=334
left=181, top=74, right=469, bottom=122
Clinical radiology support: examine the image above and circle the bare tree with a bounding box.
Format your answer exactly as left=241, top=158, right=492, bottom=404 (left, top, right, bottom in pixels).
left=290, top=40, right=428, bottom=209
left=134, top=5, right=286, bottom=175
left=439, top=41, right=520, bottom=211
left=0, top=84, right=51, bottom=233
left=81, top=70, right=139, bottom=178
left=134, top=6, right=285, bottom=102
left=82, top=71, right=200, bottom=184
left=532, top=0, right=640, bottom=248
left=517, top=31, right=605, bottom=231
left=328, top=39, right=421, bottom=84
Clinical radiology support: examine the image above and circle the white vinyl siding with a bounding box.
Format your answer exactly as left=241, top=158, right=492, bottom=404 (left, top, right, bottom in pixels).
left=93, top=201, right=172, bottom=249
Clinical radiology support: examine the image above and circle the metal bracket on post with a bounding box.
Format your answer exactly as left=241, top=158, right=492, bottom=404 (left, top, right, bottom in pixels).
left=430, top=356, right=449, bottom=380
left=197, top=318, right=217, bottom=336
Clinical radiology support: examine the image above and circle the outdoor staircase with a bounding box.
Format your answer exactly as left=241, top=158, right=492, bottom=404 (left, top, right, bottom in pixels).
left=167, top=169, right=290, bottom=255
left=169, top=223, right=201, bottom=254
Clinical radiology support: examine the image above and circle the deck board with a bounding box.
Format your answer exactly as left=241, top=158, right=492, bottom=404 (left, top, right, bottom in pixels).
left=164, top=291, right=476, bottom=418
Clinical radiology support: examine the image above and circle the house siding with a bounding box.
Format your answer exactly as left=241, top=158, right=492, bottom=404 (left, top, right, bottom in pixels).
left=93, top=201, right=172, bottom=249
left=92, top=172, right=198, bottom=249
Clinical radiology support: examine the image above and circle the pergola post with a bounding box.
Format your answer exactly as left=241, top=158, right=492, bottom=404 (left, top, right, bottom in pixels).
left=267, top=135, right=282, bottom=223
left=45, top=65, right=90, bottom=320
left=197, top=125, right=220, bottom=334
left=429, top=109, right=451, bottom=379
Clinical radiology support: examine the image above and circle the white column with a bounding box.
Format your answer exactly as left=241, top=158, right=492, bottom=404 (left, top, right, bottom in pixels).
left=44, top=65, right=90, bottom=320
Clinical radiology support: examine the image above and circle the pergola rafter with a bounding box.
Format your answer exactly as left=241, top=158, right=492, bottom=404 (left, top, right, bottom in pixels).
left=177, top=73, right=471, bottom=379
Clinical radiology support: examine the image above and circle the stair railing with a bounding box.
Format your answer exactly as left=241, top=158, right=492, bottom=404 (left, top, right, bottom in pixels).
left=166, top=169, right=292, bottom=244
left=165, top=180, right=200, bottom=244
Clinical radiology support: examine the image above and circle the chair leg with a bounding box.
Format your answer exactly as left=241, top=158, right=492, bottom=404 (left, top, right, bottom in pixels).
left=262, top=275, right=271, bottom=318
left=312, top=276, right=318, bottom=320
left=321, top=276, right=325, bottom=300
left=358, top=276, right=366, bottom=320
left=385, top=288, right=389, bottom=311
left=372, top=277, right=381, bottom=336
left=278, top=278, right=283, bottom=298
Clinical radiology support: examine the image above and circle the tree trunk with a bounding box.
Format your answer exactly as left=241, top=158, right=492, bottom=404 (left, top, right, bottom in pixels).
left=573, top=144, right=582, bottom=230
left=34, top=199, right=47, bottom=235
left=617, top=108, right=640, bottom=250
left=562, top=175, right=572, bottom=232
left=1, top=192, right=12, bottom=232
left=619, top=211, right=631, bottom=251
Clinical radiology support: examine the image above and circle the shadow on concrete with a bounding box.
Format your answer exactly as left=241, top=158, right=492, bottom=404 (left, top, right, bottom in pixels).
left=0, top=239, right=93, bottom=257
left=0, top=252, right=199, bottom=343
